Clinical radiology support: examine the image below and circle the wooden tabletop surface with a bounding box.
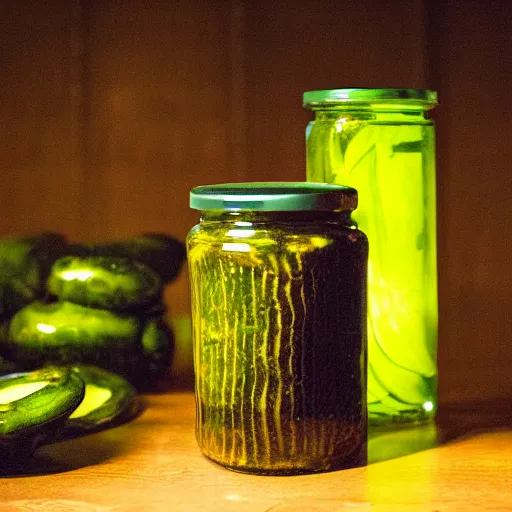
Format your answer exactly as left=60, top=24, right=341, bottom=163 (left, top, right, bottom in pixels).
left=2, top=392, right=511, bottom=511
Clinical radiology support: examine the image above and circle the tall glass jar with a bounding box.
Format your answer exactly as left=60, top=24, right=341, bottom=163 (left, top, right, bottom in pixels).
left=304, top=89, right=438, bottom=426
left=187, top=183, right=368, bottom=474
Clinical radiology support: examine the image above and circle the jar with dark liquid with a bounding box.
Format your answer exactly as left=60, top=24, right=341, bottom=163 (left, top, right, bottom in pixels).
left=187, top=182, right=368, bottom=474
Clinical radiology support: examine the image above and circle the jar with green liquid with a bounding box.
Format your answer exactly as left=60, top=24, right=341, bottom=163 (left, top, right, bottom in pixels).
left=304, top=89, right=438, bottom=425
left=187, top=183, right=368, bottom=474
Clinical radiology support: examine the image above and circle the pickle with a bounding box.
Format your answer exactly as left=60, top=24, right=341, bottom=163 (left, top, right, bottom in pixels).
left=0, top=319, right=19, bottom=377
left=0, top=232, right=68, bottom=318
left=62, top=365, right=140, bottom=437
left=0, top=240, right=40, bottom=318
left=23, top=232, right=70, bottom=284
left=0, top=356, right=19, bottom=378
left=0, top=366, right=85, bottom=462
left=7, top=301, right=141, bottom=378
left=47, top=256, right=162, bottom=311
left=0, top=278, right=38, bottom=320
left=73, top=234, right=186, bottom=284
left=139, top=317, right=174, bottom=389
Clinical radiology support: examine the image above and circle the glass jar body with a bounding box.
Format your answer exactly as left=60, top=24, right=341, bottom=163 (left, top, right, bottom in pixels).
left=187, top=211, right=368, bottom=474
left=306, top=106, right=438, bottom=425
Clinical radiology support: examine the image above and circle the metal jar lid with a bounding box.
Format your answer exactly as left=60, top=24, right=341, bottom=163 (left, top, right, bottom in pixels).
left=303, top=88, right=438, bottom=110
left=190, top=182, right=358, bottom=212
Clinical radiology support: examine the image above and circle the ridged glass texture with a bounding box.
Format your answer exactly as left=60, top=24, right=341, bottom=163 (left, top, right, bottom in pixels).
left=187, top=211, right=368, bottom=474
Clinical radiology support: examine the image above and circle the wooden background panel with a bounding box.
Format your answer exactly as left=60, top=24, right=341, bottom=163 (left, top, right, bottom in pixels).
left=83, top=0, right=236, bottom=243
left=428, top=0, right=512, bottom=403
left=82, top=0, right=237, bottom=319
left=0, top=0, right=84, bottom=239
left=0, top=1, right=511, bottom=401
left=243, top=0, right=428, bottom=182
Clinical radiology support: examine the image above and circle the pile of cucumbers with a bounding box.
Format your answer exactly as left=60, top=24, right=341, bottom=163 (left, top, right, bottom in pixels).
left=0, top=232, right=186, bottom=389
left=0, top=232, right=185, bottom=466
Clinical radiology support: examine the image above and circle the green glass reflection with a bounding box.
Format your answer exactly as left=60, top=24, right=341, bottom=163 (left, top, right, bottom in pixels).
left=306, top=100, right=438, bottom=425
left=368, top=421, right=438, bottom=463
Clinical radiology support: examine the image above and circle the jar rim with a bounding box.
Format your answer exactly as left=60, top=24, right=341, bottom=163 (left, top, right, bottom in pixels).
left=190, top=182, right=358, bottom=212
left=303, top=88, right=438, bottom=110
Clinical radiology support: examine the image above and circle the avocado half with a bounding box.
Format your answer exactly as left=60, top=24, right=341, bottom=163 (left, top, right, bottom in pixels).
left=61, top=365, right=141, bottom=438
left=0, top=367, right=85, bottom=462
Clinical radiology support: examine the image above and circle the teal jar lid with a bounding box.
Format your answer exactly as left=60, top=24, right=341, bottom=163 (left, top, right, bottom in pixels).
left=303, top=88, right=438, bottom=110
left=190, top=182, right=357, bottom=212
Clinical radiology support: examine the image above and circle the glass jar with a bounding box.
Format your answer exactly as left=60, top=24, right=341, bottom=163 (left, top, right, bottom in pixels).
left=304, top=88, right=438, bottom=426
left=187, top=182, right=368, bottom=474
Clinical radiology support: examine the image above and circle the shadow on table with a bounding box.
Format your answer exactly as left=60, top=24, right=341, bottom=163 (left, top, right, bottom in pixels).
left=0, top=398, right=148, bottom=478
left=3, top=394, right=510, bottom=475
left=0, top=436, right=123, bottom=477
left=368, top=395, right=512, bottom=464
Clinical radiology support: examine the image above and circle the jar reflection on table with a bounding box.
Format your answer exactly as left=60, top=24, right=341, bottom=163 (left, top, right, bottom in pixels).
left=187, top=183, right=368, bottom=475
left=304, top=89, right=438, bottom=426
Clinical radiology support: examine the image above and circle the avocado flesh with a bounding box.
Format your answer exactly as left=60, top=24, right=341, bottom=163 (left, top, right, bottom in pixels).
left=69, top=384, right=112, bottom=418
left=0, top=367, right=85, bottom=462
left=61, top=365, right=140, bottom=437
left=0, top=382, right=48, bottom=403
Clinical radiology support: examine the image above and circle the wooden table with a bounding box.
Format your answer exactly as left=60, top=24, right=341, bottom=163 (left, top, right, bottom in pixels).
left=2, top=393, right=511, bottom=511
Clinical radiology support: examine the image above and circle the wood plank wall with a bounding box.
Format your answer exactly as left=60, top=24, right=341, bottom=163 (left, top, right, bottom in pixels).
left=1, top=0, right=511, bottom=402
left=427, top=0, right=512, bottom=405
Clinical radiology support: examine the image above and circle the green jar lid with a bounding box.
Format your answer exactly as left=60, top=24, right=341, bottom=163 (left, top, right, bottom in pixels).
left=303, top=88, right=438, bottom=110
left=190, top=182, right=357, bottom=212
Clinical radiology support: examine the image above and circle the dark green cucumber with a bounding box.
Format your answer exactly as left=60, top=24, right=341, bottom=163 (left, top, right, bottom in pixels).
left=6, top=302, right=172, bottom=388
left=62, top=365, right=140, bottom=437
left=139, top=317, right=174, bottom=389
left=47, top=256, right=162, bottom=311
left=0, top=239, right=40, bottom=318
left=0, top=320, right=19, bottom=377
left=0, top=232, right=68, bottom=318
left=7, top=301, right=141, bottom=378
left=0, top=356, right=19, bottom=378
left=0, top=278, right=38, bottom=320
left=69, top=234, right=186, bottom=284
left=22, top=232, right=70, bottom=284
left=0, top=366, right=85, bottom=461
